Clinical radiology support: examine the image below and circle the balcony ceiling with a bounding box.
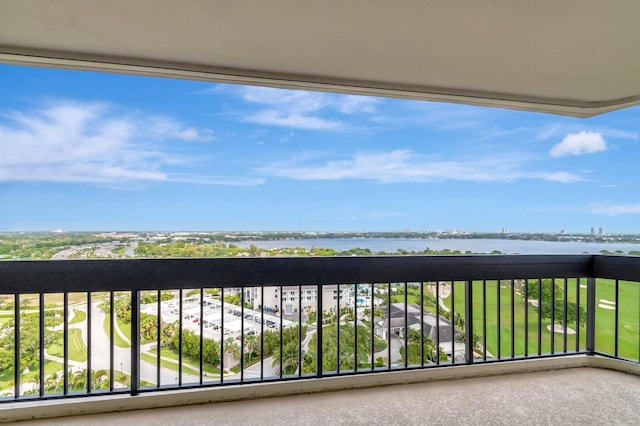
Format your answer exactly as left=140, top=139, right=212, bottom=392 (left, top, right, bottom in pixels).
left=1, top=1, right=640, bottom=117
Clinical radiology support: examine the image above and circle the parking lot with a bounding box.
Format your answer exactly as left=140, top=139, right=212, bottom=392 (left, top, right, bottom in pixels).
left=141, top=293, right=295, bottom=341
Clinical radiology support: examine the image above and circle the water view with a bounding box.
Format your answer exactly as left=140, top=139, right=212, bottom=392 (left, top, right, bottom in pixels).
left=235, top=238, right=640, bottom=255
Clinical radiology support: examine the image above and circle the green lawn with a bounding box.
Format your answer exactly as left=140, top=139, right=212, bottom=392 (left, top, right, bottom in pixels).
left=592, top=279, right=639, bottom=359
left=442, top=279, right=638, bottom=361
left=0, top=360, right=64, bottom=395
left=103, top=313, right=130, bottom=348
left=68, top=310, right=86, bottom=325
left=140, top=352, right=215, bottom=378
left=149, top=347, right=221, bottom=375
left=47, top=329, right=88, bottom=362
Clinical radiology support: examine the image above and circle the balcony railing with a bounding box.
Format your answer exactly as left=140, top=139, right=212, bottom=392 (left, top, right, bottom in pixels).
left=0, top=255, right=638, bottom=403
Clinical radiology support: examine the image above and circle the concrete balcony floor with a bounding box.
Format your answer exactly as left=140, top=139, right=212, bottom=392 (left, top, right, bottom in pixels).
left=15, top=367, right=640, bottom=426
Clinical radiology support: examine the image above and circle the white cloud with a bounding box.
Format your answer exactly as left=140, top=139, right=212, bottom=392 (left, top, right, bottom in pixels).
left=591, top=203, right=640, bottom=216
left=549, top=131, right=607, bottom=157
left=147, top=116, right=214, bottom=141
left=0, top=101, right=255, bottom=186
left=337, top=95, right=378, bottom=114
left=259, top=149, right=582, bottom=184
left=239, top=87, right=380, bottom=130
left=246, top=110, right=342, bottom=130
left=542, top=171, right=589, bottom=183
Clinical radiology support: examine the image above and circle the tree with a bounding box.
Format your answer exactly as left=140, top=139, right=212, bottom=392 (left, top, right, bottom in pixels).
left=91, top=369, right=108, bottom=390
left=527, top=280, right=586, bottom=325
left=223, top=337, right=238, bottom=369
left=400, top=329, right=448, bottom=364
left=304, top=323, right=371, bottom=372
left=244, top=334, right=258, bottom=363
left=69, top=369, right=87, bottom=391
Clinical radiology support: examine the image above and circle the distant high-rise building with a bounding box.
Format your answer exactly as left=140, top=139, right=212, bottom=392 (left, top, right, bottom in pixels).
left=590, top=227, right=596, bottom=235
left=599, top=227, right=605, bottom=236
left=560, top=229, right=566, bottom=235
left=502, top=227, right=508, bottom=234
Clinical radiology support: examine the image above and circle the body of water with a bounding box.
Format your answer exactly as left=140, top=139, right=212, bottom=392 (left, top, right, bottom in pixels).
left=233, top=238, right=640, bottom=255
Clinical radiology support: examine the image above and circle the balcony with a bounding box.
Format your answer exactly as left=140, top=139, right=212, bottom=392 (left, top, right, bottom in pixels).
left=1, top=255, right=638, bottom=423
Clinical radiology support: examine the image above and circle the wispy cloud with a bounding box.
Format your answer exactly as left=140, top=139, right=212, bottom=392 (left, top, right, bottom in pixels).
left=238, top=87, right=380, bottom=130
left=591, top=203, right=640, bottom=216
left=542, top=171, right=589, bottom=183
left=550, top=131, right=607, bottom=157
left=147, top=116, right=214, bottom=141
left=246, top=110, right=342, bottom=130
left=0, top=100, right=256, bottom=187
left=258, top=149, right=586, bottom=184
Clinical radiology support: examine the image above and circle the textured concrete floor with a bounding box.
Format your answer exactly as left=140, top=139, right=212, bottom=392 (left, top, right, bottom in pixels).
left=13, top=368, right=640, bottom=425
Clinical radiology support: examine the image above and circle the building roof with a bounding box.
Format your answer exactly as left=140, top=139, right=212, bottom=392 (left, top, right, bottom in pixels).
left=2, top=1, right=639, bottom=117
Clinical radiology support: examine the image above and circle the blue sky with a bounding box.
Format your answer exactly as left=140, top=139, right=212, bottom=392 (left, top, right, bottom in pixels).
left=1, top=64, right=639, bottom=233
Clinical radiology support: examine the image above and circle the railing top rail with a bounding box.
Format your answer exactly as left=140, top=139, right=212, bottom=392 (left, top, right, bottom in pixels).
left=593, top=255, right=640, bottom=281
left=0, top=254, right=602, bottom=294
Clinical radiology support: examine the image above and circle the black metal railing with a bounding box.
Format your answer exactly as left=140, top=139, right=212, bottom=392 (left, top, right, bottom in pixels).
left=0, top=255, right=638, bottom=402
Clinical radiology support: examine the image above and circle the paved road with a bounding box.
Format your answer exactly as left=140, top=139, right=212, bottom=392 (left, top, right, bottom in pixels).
left=94, top=301, right=203, bottom=385
left=53, top=302, right=202, bottom=386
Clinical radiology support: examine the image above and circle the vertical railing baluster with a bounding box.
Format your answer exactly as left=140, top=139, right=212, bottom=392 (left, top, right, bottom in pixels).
left=537, top=278, right=542, bottom=356
left=87, top=292, right=92, bottom=393
left=576, top=279, right=581, bottom=352
left=279, top=285, right=283, bottom=378
left=63, top=292, right=69, bottom=395
left=260, top=286, right=264, bottom=381
left=403, top=282, right=408, bottom=368
left=14, top=294, right=20, bottom=399
left=464, top=280, right=473, bottom=364
left=524, top=279, right=529, bottom=357
left=586, top=277, right=596, bottom=355
left=550, top=278, right=555, bottom=354
left=614, top=279, right=619, bottom=358
left=435, top=281, right=440, bottom=365
left=387, top=282, right=392, bottom=368
left=336, top=284, right=340, bottom=374
left=156, top=289, right=161, bottom=388
left=482, top=280, right=487, bottom=361
left=109, top=292, right=114, bottom=392
left=178, top=289, right=183, bottom=387
left=563, top=278, right=568, bottom=353
left=420, top=281, right=424, bottom=367
left=39, top=293, right=44, bottom=397
left=130, top=290, right=140, bottom=396
left=220, top=289, right=224, bottom=384
left=450, top=281, right=455, bottom=364
left=496, top=280, right=501, bottom=360
left=510, top=279, right=515, bottom=358
left=199, top=287, right=204, bottom=385
left=110, top=293, right=116, bottom=390
left=240, top=286, right=245, bottom=382
left=355, top=284, right=359, bottom=372
left=316, top=283, right=323, bottom=377
left=372, top=283, right=376, bottom=371
left=298, top=284, right=302, bottom=378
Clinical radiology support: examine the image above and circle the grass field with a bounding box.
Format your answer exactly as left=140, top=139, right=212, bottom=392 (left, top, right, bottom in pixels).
left=47, top=329, right=88, bottom=362
left=441, top=278, right=639, bottom=360
left=102, top=313, right=130, bottom=348
left=150, top=347, right=222, bottom=375
left=68, top=310, right=86, bottom=325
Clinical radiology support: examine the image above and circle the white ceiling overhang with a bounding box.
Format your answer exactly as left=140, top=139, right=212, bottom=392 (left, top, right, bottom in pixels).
left=1, top=0, right=640, bottom=117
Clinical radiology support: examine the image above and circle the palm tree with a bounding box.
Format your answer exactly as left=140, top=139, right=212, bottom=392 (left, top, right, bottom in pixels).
left=25, top=372, right=40, bottom=395
left=223, top=337, right=237, bottom=370
left=45, top=372, right=62, bottom=393
left=69, top=368, right=87, bottom=391
left=272, top=340, right=299, bottom=375
left=244, top=334, right=258, bottom=363
left=91, top=369, right=108, bottom=390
